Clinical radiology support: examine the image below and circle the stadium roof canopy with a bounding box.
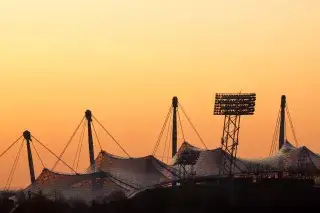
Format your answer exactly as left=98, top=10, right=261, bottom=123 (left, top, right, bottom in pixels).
left=89, top=151, right=180, bottom=189
left=24, top=168, right=136, bottom=202
left=172, top=141, right=320, bottom=176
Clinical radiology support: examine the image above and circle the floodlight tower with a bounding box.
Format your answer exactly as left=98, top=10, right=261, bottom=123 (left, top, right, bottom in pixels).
left=214, top=93, right=256, bottom=176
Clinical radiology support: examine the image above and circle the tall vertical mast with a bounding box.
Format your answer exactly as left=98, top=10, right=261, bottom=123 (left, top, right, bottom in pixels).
left=85, top=110, right=95, bottom=169
left=279, top=95, right=286, bottom=150
left=172, top=97, right=178, bottom=157
left=23, top=130, right=35, bottom=184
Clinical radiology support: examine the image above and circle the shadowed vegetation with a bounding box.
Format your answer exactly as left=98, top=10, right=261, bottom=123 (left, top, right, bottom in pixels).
left=1, top=181, right=320, bottom=213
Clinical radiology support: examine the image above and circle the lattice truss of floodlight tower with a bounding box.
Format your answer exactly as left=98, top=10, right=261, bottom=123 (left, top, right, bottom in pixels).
left=214, top=93, right=256, bottom=176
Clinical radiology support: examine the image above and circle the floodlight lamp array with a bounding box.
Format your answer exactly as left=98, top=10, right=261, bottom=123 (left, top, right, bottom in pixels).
left=213, top=93, right=256, bottom=115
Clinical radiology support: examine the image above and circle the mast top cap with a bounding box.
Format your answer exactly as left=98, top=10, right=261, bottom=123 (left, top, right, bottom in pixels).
left=23, top=130, right=31, bottom=141
left=281, top=95, right=286, bottom=107
left=172, top=97, right=178, bottom=107
left=85, top=109, right=92, bottom=121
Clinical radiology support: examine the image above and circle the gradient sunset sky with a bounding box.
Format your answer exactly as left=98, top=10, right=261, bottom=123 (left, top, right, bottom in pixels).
left=1, top=0, right=320, bottom=188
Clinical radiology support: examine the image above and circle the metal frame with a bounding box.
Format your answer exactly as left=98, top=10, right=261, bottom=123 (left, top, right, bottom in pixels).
left=178, top=164, right=196, bottom=180
left=219, top=115, right=241, bottom=176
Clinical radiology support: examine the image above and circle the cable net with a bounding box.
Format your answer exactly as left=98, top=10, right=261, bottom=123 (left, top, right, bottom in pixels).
left=21, top=141, right=320, bottom=202
left=192, top=148, right=247, bottom=176
left=172, top=141, right=204, bottom=166
left=170, top=141, right=247, bottom=176
left=243, top=141, right=297, bottom=173
left=88, top=151, right=180, bottom=189
left=23, top=168, right=135, bottom=202
left=244, top=141, right=320, bottom=174
left=172, top=141, right=320, bottom=176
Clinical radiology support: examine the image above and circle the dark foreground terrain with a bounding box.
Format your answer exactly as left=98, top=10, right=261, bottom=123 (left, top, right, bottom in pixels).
left=1, top=178, right=320, bottom=213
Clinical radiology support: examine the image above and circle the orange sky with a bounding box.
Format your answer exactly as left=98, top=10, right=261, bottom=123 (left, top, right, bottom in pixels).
left=1, top=0, right=320, bottom=188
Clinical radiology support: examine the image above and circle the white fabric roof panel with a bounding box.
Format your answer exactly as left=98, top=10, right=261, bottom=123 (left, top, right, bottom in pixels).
left=171, top=142, right=248, bottom=176
left=173, top=141, right=320, bottom=176
left=172, top=141, right=204, bottom=166
left=90, top=151, right=180, bottom=188
left=244, top=141, right=320, bottom=174
left=24, top=168, right=135, bottom=202
left=22, top=140, right=320, bottom=202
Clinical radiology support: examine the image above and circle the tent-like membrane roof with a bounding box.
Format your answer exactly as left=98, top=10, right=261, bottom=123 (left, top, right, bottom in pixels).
left=244, top=141, right=320, bottom=174
left=172, top=141, right=204, bottom=166
left=24, top=168, right=136, bottom=202
left=22, top=140, right=320, bottom=202
left=89, top=150, right=180, bottom=188
left=172, top=140, right=320, bottom=176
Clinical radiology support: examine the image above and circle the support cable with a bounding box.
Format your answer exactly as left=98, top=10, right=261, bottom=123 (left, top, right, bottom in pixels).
left=286, top=104, right=298, bottom=147
left=162, top=113, right=172, bottom=162
left=269, top=109, right=280, bottom=156
left=178, top=103, right=208, bottom=149
left=75, top=134, right=84, bottom=172
left=52, top=116, right=85, bottom=170
left=152, top=107, right=173, bottom=155
left=31, top=141, right=45, bottom=168
left=72, top=121, right=86, bottom=170
left=92, top=122, right=103, bottom=151
left=32, top=136, right=77, bottom=174
left=177, top=109, right=185, bottom=141
left=7, top=142, right=24, bottom=189
left=0, top=135, right=23, bottom=159
left=92, top=116, right=131, bottom=158
left=284, top=117, right=287, bottom=142
left=166, top=123, right=173, bottom=164
left=166, top=126, right=172, bottom=164
left=5, top=140, right=24, bottom=190
left=270, top=111, right=280, bottom=155
left=75, top=122, right=85, bottom=171
left=272, top=121, right=280, bottom=154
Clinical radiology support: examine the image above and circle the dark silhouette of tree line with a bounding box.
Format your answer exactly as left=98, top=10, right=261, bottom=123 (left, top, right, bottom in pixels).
left=1, top=180, right=320, bottom=213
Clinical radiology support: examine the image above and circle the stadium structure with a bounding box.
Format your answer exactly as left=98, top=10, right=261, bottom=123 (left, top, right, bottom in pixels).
left=1, top=94, right=320, bottom=204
